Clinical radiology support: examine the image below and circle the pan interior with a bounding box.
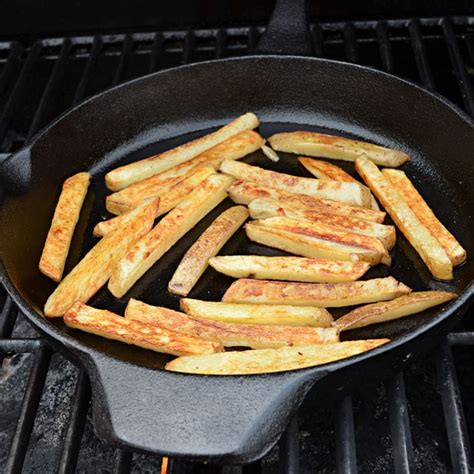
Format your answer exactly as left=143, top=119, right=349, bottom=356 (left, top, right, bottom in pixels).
left=0, top=58, right=472, bottom=370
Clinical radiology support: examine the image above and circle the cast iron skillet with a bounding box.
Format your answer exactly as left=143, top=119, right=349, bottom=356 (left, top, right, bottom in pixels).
left=0, top=0, right=473, bottom=464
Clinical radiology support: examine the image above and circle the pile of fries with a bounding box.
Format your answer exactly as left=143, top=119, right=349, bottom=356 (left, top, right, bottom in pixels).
left=39, top=113, right=465, bottom=375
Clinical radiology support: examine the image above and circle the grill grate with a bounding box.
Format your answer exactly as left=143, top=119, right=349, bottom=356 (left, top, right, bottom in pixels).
left=1, top=16, right=474, bottom=473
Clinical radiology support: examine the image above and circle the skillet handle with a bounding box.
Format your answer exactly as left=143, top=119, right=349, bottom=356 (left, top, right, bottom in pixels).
left=0, top=148, right=32, bottom=193
left=84, top=353, right=325, bottom=463
left=256, top=0, right=314, bottom=56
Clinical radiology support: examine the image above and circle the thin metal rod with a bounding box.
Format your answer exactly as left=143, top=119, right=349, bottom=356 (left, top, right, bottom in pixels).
left=437, top=342, right=473, bottom=474
left=0, top=42, right=24, bottom=107
left=376, top=22, right=394, bottom=73
left=181, top=30, right=195, bottom=65
left=0, top=296, right=17, bottom=338
left=149, top=33, right=164, bottom=73
left=386, top=372, right=415, bottom=473
left=112, top=449, right=132, bottom=474
left=335, top=396, right=357, bottom=474
left=408, top=20, right=436, bottom=91
left=73, top=36, right=103, bottom=105
left=4, top=345, right=51, bottom=474
left=279, top=416, right=299, bottom=474
left=0, top=338, right=42, bottom=355
left=216, top=29, right=226, bottom=59
left=343, top=23, right=358, bottom=63
left=113, top=35, right=134, bottom=86
left=448, top=332, right=474, bottom=346
left=310, top=23, right=324, bottom=57
left=57, top=371, right=91, bottom=474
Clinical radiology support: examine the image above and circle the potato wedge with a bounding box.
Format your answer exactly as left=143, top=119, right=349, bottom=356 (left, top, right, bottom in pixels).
left=222, top=276, right=411, bottom=307
left=228, top=180, right=386, bottom=223
left=248, top=198, right=395, bottom=249
left=269, top=131, right=410, bottom=167
left=334, top=291, right=456, bottom=330
left=180, top=299, right=334, bottom=327
left=125, top=299, right=339, bottom=349
left=355, top=156, right=453, bottom=280
left=105, top=165, right=215, bottom=216
left=64, top=302, right=223, bottom=356
left=168, top=206, right=248, bottom=296
left=298, top=157, right=380, bottom=210
left=382, top=169, right=466, bottom=266
left=108, top=174, right=233, bottom=298
left=165, top=339, right=390, bottom=375
left=39, top=172, right=90, bottom=282
left=209, top=255, right=370, bottom=283
left=105, top=112, right=259, bottom=190
left=220, top=159, right=372, bottom=208
left=44, top=198, right=159, bottom=317
left=106, top=131, right=262, bottom=214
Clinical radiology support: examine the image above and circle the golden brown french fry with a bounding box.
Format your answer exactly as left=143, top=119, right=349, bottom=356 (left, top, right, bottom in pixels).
left=209, top=255, right=371, bottom=283
left=105, top=112, right=259, bottom=190
left=228, top=180, right=386, bottom=223
left=248, top=198, right=395, bottom=249
left=106, top=165, right=215, bottom=216
left=64, top=302, right=223, bottom=356
left=44, top=198, right=159, bottom=317
left=165, top=339, right=390, bottom=375
left=168, top=206, right=248, bottom=296
left=269, top=131, right=410, bottom=167
left=355, top=156, right=453, bottom=280
left=298, top=157, right=380, bottom=210
left=334, top=291, right=456, bottom=330
left=39, top=172, right=90, bottom=282
left=106, top=131, right=263, bottom=214
left=125, top=299, right=339, bottom=349
left=222, top=276, right=411, bottom=307
left=382, top=169, right=466, bottom=266
left=108, top=174, right=233, bottom=298
left=220, top=159, right=372, bottom=207
left=180, top=299, right=334, bottom=327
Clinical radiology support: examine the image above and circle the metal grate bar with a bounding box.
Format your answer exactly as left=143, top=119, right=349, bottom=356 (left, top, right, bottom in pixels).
left=0, top=297, right=17, bottom=338
left=0, top=338, right=42, bottom=354
left=4, top=345, right=51, bottom=474
left=113, top=449, right=133, bottom=474
left=0, top=42, right=24, bottom=101
left=279, top=416, right=299, bottom=474
left=248, top=27, right=258, bottom=54
left=27, top=39, right=73, bottom=140
left=386, top=373, right=415, bottom=473
left=149, top=33, right=164, bottom=73
left=343, top=23, right=359, bottom=63
left=448, top=332, right=474, bottom=345
left=335, top=396, right=357, bottom=474
left=57, top=370, right=91, bottom=474
left=310, top=24, right=323, bottom=57
left=437, top=342, right=473, bottom=474
left=441, top=18, right=474, bottom=115
left=408, top=20, right=436, bottom=91
left=181, top=30, right=195, bottom=65
left=216, top=29, right=226, bottom=59
left=113, top=35, right=134, bottom=86
left=0, top=41, right=42, bottom=148
left=73, top=36, right=103, bottom=105
left=376, top=22, right=394, bottom=73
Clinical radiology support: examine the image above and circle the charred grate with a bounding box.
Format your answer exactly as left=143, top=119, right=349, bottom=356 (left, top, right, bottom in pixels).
left=1, top=16, right=474, bottom=473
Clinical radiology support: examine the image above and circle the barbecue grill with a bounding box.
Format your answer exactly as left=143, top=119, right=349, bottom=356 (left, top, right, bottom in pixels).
left=1, top=4, right=474, bottom=473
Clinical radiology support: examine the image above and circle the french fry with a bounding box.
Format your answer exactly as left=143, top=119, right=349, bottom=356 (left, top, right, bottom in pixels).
left=298, top=157, right=380, bottom=210
left=355, top=156, right=453, bottom=280
left=64, top=302, right=223, bottom=356
left=248, top=198, right=395, bottom=249
left=180, top=298, right=334, bottom=327
left=108, top=174, right=233, bottom=298
left=168, top=206, right=249, bottom=296
left=209, top=255, right=371, bottom=283
left=44, top=198, right=159, bottom=317
left=269, top=131, right=410, bottom=167
left=105, top=112, right=259, bottom=190
left=165, top=339, right=390, bottom=375
left=246, top=219, right=390, bottom=266
left=334, top=291, right=456, bottom=330
left=105, top=165, right=215, bottom=216
left=228, top=180, right=386, bottom=223
left=106, top=131, right=263, bottom=214
left=39, top=172, right=90, bottom=282
left=382, top=169, right=466, bottom=266
left=220, top=159, right=372, bottom=208
left=222, top=277, right=411, bottom=307
left=125, top=299, right=339, bottom=349
left=261, top=143, right=280, bottom=162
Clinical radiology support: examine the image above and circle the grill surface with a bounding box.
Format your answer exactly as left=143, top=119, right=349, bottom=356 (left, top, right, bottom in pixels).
left=1, top=16, right=474, bottom=473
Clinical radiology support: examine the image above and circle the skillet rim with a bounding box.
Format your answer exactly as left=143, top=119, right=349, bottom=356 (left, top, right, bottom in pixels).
left=1, top=54, right=473, bottom=378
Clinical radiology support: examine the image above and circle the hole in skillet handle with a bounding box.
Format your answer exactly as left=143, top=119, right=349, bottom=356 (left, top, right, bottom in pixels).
left=255, top=0, right=314, bottom=56
left=0, top=147, right=32, bottom=195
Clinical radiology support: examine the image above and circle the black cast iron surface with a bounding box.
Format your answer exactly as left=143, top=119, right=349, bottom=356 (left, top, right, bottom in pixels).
left=0, top=15, right=474, bottom=474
